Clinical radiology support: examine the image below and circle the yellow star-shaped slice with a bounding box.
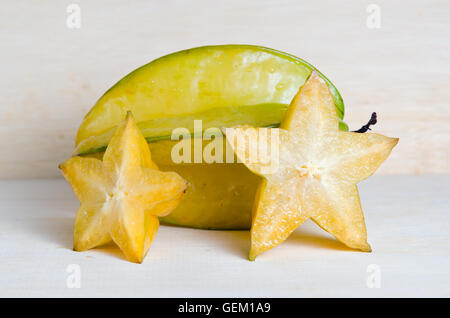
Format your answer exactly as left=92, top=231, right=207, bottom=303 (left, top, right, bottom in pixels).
left=60, top=113, right=187, bottom=263
left=226, top=71, right=398, bottom=260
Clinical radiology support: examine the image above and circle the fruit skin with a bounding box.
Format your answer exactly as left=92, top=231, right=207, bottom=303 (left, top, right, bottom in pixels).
left=76, top=45, right=347, bottom=230
left=60, top=113, right=187, bottom=263
left=159, top=160, right=261, bottom=230
left=226, top=72, right=398, bottom=259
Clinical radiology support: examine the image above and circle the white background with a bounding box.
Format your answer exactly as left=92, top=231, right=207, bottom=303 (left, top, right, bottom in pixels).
left=0, top=0, right=449, bottom=178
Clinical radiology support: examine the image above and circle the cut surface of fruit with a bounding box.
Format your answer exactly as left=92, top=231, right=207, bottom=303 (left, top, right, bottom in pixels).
left=60, top=113, right=187, bottom=263
left=75, top=45, right=348, bottom=230
left=225, top=71, right=398, bottom=260
left=86, top=139, right=261, bottom=229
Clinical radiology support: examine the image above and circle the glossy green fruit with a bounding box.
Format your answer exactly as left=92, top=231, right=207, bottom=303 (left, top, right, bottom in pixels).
left=75, top=45, right=346, bottom=229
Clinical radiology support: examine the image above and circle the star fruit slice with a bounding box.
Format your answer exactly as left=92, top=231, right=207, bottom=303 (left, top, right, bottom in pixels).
left=225, top=71, right=398, bottom=260
left=59, top=112, right=187, bottom=263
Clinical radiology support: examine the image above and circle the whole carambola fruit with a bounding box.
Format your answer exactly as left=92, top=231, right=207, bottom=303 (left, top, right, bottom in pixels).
left=75, top=45, right=347, bottom=229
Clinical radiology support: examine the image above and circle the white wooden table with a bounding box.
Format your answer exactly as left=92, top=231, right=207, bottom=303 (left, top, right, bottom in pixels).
left=0, top=175, right=448, bottom=297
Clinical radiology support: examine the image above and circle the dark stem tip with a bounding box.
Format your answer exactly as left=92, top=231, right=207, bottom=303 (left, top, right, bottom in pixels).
left=353, top=112, right=377, bottom=133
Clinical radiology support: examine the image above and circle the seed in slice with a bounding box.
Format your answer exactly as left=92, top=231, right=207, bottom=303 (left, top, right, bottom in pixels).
left=59, top=112, right=187, bottom=263
left=225, top=71, right=398, bottom=260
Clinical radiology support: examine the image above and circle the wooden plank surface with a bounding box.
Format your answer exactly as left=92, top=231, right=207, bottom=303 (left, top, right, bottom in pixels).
left=0, top=175, right=449, bottom=297
left=0, top=1, right=449, bottom=178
